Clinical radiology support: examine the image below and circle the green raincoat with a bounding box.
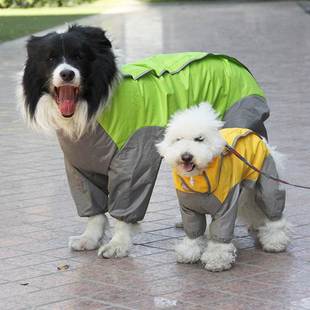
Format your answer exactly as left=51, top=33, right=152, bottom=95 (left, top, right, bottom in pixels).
left=57, top=52, right=270, bottom=223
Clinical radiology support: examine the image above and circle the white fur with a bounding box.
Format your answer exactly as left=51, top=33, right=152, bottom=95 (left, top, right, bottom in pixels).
left=69, top=214, right=109, bottom=251
left=98, top=220, right=135, bottom=258
left=201, top=240, right=237, bottom=272
left=258, top=218, right=291, bottom=252
left=156, top=103, right=225, bottom=176
left=17, top=64, right=120, bottom=141
left=175, top=236, right=204, bottom=263
left=52, top=62, right=81, bottom=88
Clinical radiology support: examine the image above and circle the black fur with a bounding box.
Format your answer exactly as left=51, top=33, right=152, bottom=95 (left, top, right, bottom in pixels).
left=23, top=25, right=117, bottom=120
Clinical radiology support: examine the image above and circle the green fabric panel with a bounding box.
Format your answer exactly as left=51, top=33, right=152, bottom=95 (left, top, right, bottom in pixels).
left=97, top=52, right=265, bottom=149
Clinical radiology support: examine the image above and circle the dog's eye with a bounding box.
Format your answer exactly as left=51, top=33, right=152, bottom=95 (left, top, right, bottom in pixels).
left=175, top=137, right=183, bottom=142
left=47, top=56, right=56, bottom=62
left=194, top=136, right=205, bottom=142
left=73, top=54, right=83, bottom=60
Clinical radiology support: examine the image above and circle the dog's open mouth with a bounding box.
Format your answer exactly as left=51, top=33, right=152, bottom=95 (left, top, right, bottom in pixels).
left=181, top=162, right=196, bottom=172
left=54, top=85, right=79, bottom=118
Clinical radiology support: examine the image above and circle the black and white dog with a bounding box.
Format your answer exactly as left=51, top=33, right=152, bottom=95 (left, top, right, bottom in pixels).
left=21, top=25, right=117, bottom=139
left=19, top=25, right=270, bottom=258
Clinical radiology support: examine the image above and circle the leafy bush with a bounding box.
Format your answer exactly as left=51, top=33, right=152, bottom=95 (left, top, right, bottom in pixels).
left=0, top=0, right=96, bottom=8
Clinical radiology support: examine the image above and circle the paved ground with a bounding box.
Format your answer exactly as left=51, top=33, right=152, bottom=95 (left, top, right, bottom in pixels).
left=0, top=1, right=310, bottom=309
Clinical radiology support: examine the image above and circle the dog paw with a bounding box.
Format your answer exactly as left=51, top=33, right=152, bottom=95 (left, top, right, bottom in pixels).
left=201, top=241, right=237, bottom=272
left=258, top=218, right=291, bottom=253
left=69, top=235, right=100, bottom=251
left=98, top=241, right=129, bottom=258
left=175, top=237, right=203, bottom=264
left=259, top=232, right=290, bottom=252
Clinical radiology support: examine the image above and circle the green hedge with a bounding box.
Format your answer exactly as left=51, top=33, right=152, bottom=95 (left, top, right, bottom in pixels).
left=0, top=0, right=96, bottom=8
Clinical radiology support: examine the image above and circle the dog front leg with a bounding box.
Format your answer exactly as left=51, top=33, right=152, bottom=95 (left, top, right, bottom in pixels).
left=69, top=214, right=109, bottom=251
left=201, top=240, right=237, bottom=272
left=98, top=220, right=134, bottom=258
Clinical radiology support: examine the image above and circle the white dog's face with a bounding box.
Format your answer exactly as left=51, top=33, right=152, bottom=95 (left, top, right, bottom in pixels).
left=157, top=103, right=226, bottom=176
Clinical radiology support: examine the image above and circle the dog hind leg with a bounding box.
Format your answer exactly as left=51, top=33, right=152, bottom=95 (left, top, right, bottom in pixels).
left=253, top=151, right=290, bottom=252
left=69, top=213, right=109, bottom=251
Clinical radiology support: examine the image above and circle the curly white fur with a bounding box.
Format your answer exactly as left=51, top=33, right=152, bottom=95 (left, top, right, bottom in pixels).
left=258, top=218, right=291, bottom=252
left=201, top=240, right=237, bottom=272
left=175, top=236, right=204, bottom=263
left=157, top=103, right=225, bottom=176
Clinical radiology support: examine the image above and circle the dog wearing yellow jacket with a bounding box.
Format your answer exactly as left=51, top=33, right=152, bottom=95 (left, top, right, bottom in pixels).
left=157, top=103, right=290, bottom=271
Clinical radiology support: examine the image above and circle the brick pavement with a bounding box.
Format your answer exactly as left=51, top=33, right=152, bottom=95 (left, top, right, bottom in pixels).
left=0, top=1, right=310, bottom=309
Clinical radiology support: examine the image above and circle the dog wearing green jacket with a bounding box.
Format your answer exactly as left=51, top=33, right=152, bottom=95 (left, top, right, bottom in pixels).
left=157, top=104, right=290, bottom=271
left=20, top=26, right=270, bottom=258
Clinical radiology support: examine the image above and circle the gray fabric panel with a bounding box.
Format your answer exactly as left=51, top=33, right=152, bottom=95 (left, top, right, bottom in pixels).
left=57, top=124, right=117, bottom=174
left=255, top=156, right=285, bottom=220
left=209, top=184, right=241, bottom=243
left=108, top=126, right=164, bottom=223
left=180, top=204, right=206, bottom=239
left=223, top=95, right=270, bottom=139
left=176, top=190, right=222, bottom=216
left=64, top=159, right=109, bottom=217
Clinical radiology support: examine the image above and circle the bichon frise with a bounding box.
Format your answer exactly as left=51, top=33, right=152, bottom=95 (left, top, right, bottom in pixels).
left=157, top=103, right=290, bottom=271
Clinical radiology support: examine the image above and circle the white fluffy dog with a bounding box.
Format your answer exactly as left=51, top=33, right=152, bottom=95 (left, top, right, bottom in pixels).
left=157, top=103, right=290, bottom=271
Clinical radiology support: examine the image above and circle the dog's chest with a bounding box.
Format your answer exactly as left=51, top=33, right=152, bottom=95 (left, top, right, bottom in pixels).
left=56, top=125, right=117, bottom=174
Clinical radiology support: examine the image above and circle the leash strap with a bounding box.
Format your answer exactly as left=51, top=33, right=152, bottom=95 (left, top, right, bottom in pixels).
left=225, top=144, right=310, bottom=190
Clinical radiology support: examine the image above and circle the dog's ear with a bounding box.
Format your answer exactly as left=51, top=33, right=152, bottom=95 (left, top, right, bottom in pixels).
left=69, top=25, right=112, bottom=51
left=26, top=35, right=43, bottom=58
left=26, top=32, right=56, bottom=58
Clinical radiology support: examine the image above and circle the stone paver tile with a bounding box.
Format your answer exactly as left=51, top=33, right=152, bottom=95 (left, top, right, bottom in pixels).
left=160, top=287, right=233, bottom=306
left=2, top=253, right=60, bottom=268
left=20, top=272, right=79, bottom=289
left=243, top=286, right=310, bottom=303
left=145, top=251, right=177, bottom=264
left=0, top=282, right=40, bottom=299
left=128, top=245, right=166, bottom=257
left=211, top=279, right=276, bottom=296
left=0, top=265, right=60, bottom=282
left=128, top=296, right=206, bottom=310
left=89, top=283, right=147, bottom=305
left=36, top=297, right=133, bottom=310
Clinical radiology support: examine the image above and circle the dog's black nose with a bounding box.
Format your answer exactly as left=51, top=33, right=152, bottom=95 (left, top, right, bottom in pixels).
left=60, top=69, right=75, bottom=82
left=181, top=153, right=193, bottom=162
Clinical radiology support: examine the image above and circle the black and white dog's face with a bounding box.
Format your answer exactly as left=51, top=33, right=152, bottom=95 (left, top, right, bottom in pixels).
left=20, top=25, right=117, bottom=139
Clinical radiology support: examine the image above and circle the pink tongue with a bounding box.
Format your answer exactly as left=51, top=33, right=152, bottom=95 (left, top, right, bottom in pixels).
left=182, top=163, right=194, bottom=172
left=57, top=86, right=76, bottom=116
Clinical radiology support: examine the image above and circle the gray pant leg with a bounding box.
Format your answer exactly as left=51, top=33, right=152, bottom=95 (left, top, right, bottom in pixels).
left=255, top=156, right=285, bottom=220
left=209, top=184, right=241, bottom=243
left=64, top=159, right=109, bottom=217
left=180, top=205, right=206, bottom=239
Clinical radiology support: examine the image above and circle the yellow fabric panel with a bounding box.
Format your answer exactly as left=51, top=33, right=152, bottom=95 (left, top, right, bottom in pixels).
left=173, top=128, right=269, bottom=203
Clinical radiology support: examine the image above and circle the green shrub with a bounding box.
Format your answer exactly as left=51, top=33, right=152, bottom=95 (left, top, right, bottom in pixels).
left=0, top=0, right=96, bottom=8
